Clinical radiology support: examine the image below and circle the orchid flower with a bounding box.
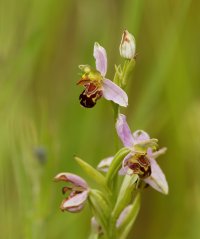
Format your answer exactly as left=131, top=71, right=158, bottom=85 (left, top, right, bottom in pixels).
left=54, top=172, right=89, bottom=212
left=77, top=43, right=128, bottom=108
left=98, top=114, right=168, bottom=194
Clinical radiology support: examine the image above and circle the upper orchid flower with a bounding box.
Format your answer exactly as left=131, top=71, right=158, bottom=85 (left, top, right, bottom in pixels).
left=77, top=43, right=128, bottom=108
left=54, top=172, right=89, bottom=212
left=98, top=114, right=168, bottom=194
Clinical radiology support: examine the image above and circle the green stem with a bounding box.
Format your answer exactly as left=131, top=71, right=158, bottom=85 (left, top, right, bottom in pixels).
left=113, top=106, right=119, bottom=150
left=112, top=102, right=120, bottom=193
left=106, top=147, right=131, bottom=188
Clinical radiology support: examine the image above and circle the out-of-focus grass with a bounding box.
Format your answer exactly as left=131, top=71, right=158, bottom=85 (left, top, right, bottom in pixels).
left=0, top=0, right=200, bottom=238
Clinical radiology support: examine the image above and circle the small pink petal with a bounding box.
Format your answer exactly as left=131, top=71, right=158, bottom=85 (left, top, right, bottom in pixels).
left=61, top=191, right=88, bottom=211
left=118, top=152, right=133, bottom=175
left=116, top=114, right=134, bottom=147
left=118, top=166, right=129, bottom=175
left=93, top=42, right=107, bottom=77
left=122, top=152, right=133, bottom=166
left=67, top=204, right=84, bottom=213
left=102, top=79, right=128, bottom=107
left=54, top=172, right=88, bottom=189
left=97, top=156, right=114, bottom=172
left=133, top=130, right=150, bottom=143
left=144, top=158, right=168, bottom=194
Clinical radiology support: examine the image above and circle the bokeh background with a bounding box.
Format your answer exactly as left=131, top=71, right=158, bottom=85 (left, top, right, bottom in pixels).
left=1, top=0, right=200, bottom=238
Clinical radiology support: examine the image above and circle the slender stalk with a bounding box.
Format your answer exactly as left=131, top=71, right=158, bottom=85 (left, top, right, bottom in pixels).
left=112, top=102, right=120, bottom=150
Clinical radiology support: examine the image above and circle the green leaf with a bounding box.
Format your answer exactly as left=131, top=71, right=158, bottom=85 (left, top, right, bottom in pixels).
left=74, top=156, right=107, bottom=190
left=106, top=147, right=131, bottom=188
left=117, top=193, right=141, bottom=239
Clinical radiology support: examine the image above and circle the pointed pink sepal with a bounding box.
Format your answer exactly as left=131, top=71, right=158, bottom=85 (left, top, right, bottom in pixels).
left=102, top=79, right=128, bottom=107
left=93, top=42, right=107, bottom=77
left=60, top=191, right=88, bottom=212
left=144, top=158, right=168, bottom=194
left=116, top=114, right=134, bottom=147
left=54, top=172, right=88, bottom=189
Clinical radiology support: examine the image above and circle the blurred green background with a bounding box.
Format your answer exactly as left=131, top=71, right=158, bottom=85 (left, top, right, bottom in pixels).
left=1, top=0, right=200, bottom=238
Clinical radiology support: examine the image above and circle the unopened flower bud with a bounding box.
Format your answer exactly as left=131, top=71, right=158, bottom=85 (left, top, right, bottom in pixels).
left=119, top=30, right=136, bottom=59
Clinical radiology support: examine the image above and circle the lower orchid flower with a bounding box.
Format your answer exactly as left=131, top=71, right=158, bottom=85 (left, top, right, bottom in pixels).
left=54, top=172, right=89, bottom=212
left=77, top=42, right=128, bottom=108
left=98, top=114, right=168, bottom=194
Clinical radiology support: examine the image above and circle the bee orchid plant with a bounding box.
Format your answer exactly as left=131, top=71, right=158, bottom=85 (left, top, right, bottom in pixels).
left=54, top=30, right=168, bottom=239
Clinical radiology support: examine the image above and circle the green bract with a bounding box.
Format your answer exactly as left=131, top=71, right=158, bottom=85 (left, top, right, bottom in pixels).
left=106, top=147, right=131, bottom=187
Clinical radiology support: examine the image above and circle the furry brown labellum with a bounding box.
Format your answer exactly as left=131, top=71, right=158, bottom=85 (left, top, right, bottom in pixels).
left=79, top=82, right=103, bottom=108
left=128, top=154, right=151, bottom=179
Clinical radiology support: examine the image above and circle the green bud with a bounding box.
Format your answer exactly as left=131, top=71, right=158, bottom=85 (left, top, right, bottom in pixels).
left=79, top=64, right=92, bottom=73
